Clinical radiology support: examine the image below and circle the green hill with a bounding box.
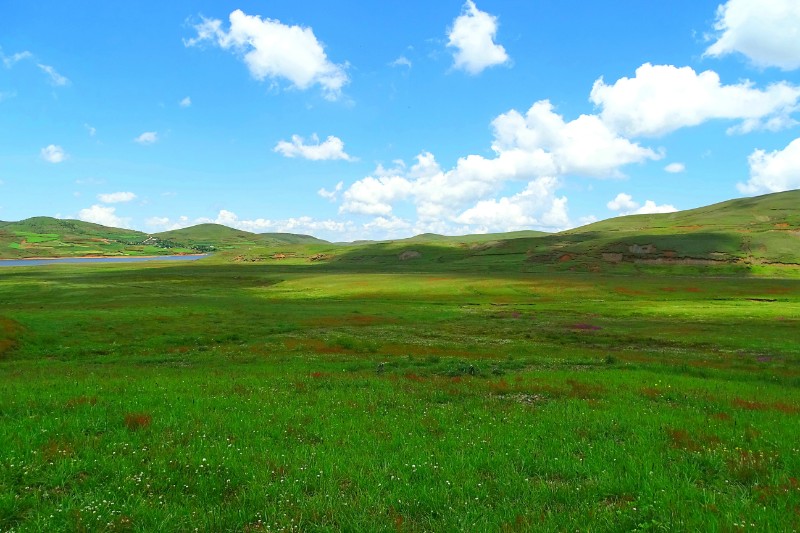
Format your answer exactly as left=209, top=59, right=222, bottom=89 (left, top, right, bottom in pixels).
left=153, top=224, right=328, bottom=251
left=0, top=217, right=149, bottom=259
left=2, top=191, right=798, bottom=273
left=324, top=190, right=800, bottom=275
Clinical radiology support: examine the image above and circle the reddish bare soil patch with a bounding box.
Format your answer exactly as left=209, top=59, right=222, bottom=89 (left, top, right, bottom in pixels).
left=303, top=315, right=394, bottom=327
left=733, top=398, right=799, bottom=414
left=566, top=379, right=605, bottom=399
left=666, top=428, right=720, bottom=452
left=570, top=323, right=602, bottom=331
left=65, top=396, right=98, bottom=409
left=124, top=413, right=152, bottom=431
left=0, top=317, right=23, bottom=357
left=774, top=223, right=790, bottom=229
left=614, top=287, right=644, bottom=296
left=40, top=439, right=75, bottom=461
left=558, top=254, right=573, bottom=262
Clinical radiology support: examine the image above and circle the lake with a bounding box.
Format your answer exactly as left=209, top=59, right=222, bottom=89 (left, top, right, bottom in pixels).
left=0, top=255, right=209, bottom=267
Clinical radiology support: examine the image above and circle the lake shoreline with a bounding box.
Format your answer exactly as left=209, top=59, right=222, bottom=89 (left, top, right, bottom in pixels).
left=0, top=253, right=208, bottom=262
left=0, top=254, right=210, bottom=267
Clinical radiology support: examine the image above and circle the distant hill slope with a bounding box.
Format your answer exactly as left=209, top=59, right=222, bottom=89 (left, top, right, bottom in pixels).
left=2, top=191, right=798, bottom=273
left=154, top=224, right=327, bottom=248
left=0, top=217, right=151, bottom=259
left=325, top=190, right=800, bottom=274
left=0, top=218, right=327, bottom=259
left=544, top=189, right=800, bottom=266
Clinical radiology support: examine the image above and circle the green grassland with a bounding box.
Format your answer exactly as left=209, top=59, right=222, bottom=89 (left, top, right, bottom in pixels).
left=0, top=190, right=799, bottom=531
left=0, top=258, right=799, bottom=531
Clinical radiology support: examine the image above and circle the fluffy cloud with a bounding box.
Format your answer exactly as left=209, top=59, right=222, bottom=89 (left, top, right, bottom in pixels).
left=200, top=210, right=353, bottom=235
left=607, top=193, right=638, bottom=212
left=77, top=205, right=130, bottom=228
left=447, top=1, right=509, bottom=74
left=664, top=162, right=686, bottom=173
left=185, top=9, right=348, bottom=99
left=148, top=211, right=352, bottom=237
left=37, top=64, right=69, bottom=86
left=340, top=101, right=658, bottom=231
left=274, top=134, right=355, bottom=161
left=705, top=0, right=800, bottom=70
left=318, top=181, right=343, bottom=202
left=84, top=124, right=96, bottom=137
left=98, top=192, right=137, bottom=204
left=454, top=178, right=570, bottom=232
left=590, top=63, right=800, bottom=137
left=607, top=193, right=677, bottom=215
left=179, top=96, right=192, bottom=108
left=134, top=132, right=158, bottom=145
left=40, top=145, right=67, bottom=163
left=146, top=216, right=191, bottom=231
left=490, top=100, right=660, bottom=176
left=738, top=137, right=800, bottom=194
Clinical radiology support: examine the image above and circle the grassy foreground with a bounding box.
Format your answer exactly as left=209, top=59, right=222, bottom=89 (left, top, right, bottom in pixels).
left=0, top=261, right=799, bottom=531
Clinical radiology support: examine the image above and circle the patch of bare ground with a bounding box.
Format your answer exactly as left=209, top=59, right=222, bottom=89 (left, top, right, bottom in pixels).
left=0, top=317, right=23, bottom=358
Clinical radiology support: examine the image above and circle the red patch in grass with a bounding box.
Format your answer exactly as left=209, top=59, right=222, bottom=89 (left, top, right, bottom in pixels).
left=403, top=372, right=424, bottom=382
left=65, top=396, right=97, bottom=409
left=734, top=398, right=767, bottom=410
left=571, top=323, right=602, bottom=331
left=567, top=379, right=605, bottom=399
left=710, top=412, right=732, bottom=421
left=666, top=428, right=701, bottom=452
left=735, top=398, right=800, bottom=414
left=123, top=413, right=152, bottom=431
left=41, top=439, right=74, bottom=461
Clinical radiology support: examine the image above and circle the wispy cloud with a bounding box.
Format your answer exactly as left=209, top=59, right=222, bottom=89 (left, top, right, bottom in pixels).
left=98, top=191, right=137, bottom=204
left=2, top=50, right=32, bottom=68
left=37, top=64, right=70, bottom=86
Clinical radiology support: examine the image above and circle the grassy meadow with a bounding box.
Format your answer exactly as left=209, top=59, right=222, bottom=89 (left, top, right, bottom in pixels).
left=0, top=259, right=799, bottom=532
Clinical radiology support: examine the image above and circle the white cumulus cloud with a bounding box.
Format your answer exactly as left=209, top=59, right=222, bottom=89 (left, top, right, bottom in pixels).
left=274, top=134, right=355, bottom=161
left=98, top=192, right=137, bottom=204
left=738, top=137, right=800, bottom=194
left=664, top=162, right=686, bottom=173
left=134, top=132, right=158, bottom=145
left=185, top=9, right=348, bottom=99
left=590, top=63, right=800, bottom=137
left=447, top=0, right=509, bottom=74
left=607, top=193, right=677, bottom=215
left=77, top=205, right=130, bottom=228
left=705, top=0, right=800, bottom=70
left=40, top=145, right=67, bottom=163
left=339, top=100, right=658, bottom=231
left=318, top=181, right=344, bottom=201
left=179, top=96, right=192, bottom=107
left=455, top=178, right=570, bottom=232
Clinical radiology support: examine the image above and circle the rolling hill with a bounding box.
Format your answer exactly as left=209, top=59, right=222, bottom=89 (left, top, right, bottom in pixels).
left=1, top=190, right=798, bottom=275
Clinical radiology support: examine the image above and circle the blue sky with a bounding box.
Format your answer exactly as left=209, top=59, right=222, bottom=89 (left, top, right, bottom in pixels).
left=1, top=0, right=799, bottom=240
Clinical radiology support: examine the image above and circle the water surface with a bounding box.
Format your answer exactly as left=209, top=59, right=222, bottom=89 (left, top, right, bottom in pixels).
left=0, top=255, right=208, bottom=267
